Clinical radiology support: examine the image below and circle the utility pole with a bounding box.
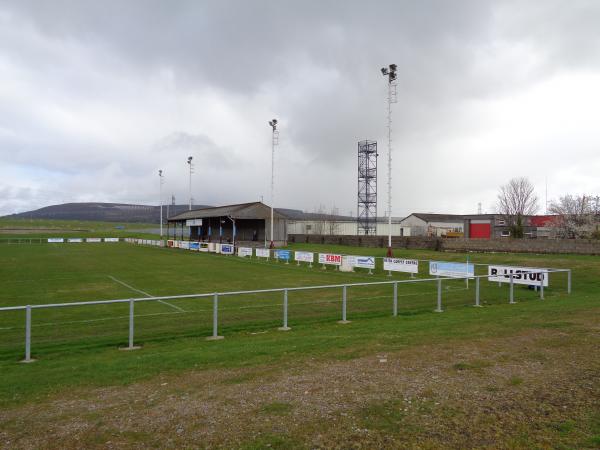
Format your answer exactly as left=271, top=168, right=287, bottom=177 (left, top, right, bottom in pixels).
left=158, top=170, right=164, bottom=237
left=380, top=63, right=397, bottom=257
left=268, top=119, right=279, bottom=248
left=187, top=156, right=193, bottom=210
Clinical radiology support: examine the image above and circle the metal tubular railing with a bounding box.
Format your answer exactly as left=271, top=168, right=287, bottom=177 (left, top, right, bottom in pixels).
left=1, top=269, right=572, bottom=363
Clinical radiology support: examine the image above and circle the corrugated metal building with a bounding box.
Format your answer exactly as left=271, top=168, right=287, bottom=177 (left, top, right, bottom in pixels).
left=167, top=202, right=288, bottom=246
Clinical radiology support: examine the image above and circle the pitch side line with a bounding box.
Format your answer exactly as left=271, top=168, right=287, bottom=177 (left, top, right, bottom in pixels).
left=107, top=275, right=186, bottom=312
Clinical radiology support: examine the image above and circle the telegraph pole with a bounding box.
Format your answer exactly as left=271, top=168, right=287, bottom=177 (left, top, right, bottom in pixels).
left=268, top=119, right=279, bottom=248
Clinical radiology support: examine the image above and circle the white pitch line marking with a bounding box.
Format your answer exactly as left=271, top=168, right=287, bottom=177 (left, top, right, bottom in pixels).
left=107, top=275, right=186, bottom=312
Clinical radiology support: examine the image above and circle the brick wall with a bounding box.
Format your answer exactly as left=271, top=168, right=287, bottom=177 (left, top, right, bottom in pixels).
left=288, top=234, right=600, bottom=255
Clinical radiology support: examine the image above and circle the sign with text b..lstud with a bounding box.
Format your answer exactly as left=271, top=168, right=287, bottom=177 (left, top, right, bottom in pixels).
left=488, top=265, right=548, bottom=287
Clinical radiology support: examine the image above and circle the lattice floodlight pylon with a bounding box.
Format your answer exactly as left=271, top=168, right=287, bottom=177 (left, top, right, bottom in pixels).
left=357, top=140, right=378, bottom=235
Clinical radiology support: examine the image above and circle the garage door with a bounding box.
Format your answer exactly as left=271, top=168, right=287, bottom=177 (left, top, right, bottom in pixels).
left=470, top=223, right=491, bottom=239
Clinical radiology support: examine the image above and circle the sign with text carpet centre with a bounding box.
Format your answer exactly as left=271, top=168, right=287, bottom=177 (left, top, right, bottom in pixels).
left=221, top=244, right=234, bottom=255
left=255, top=248, right=270, bottom=258
left=318, top=253, right=342, bottom=266
left=383, top=258, right=419, bottom=274
left=429, top=261, right=474, bottom=278
left=488, top=265, right=548, bottom=287
left=238, top=247, right=253, bottom=257
left=294, top=251, right=314, bottom=263
left=353, top=256, right=376, bottom=270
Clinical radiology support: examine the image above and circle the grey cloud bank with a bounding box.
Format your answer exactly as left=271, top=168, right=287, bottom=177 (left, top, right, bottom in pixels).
left=1, top=0, right=599, bottom=217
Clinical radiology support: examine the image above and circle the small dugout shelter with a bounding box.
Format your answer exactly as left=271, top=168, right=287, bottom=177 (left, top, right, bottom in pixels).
left=167, top=201, right=288, bottom=246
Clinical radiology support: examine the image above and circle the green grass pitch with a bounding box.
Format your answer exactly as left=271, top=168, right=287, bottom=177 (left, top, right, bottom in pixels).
left=0, top=240, right=589, bottom=407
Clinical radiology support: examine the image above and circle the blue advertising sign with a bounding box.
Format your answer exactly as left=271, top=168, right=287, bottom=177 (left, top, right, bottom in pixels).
left=189, top=242, right=199, bottom=250
left=221, top=244, right=234, bottom=255
left=274, top=250, right=291, bottom=261
left=429, top=261, right=474, bottom=278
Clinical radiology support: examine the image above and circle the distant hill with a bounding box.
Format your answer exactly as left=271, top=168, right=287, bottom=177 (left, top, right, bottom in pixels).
left=4, top=202, right=212, bottom=224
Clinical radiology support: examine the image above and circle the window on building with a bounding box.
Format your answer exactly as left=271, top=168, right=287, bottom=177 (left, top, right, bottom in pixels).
left=501, top=230, right=510, bottom=237
left=497, top=219, right=506, bottom=226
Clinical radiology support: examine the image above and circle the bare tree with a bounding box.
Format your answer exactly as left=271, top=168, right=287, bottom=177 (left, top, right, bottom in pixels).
left=549, top=194, right=598, bottom=238
left=311, top=204, right=327, bottom=235
left=496, top=177, right=539, bottom=237
left=326, top=206, right=340, bottom=235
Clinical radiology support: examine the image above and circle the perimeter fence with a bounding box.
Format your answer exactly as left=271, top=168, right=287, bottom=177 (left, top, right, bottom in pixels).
left=0, top=268, right=572, bottom=363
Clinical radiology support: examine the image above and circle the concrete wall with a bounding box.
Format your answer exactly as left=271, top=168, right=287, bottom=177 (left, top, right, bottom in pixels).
left=288, top=234, right=600, bottom=255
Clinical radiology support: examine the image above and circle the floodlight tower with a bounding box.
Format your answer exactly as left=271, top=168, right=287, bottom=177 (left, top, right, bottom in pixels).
left=158, top=169, right=164, bottom=238
left=268, top=119, right=279, bottom=249
left=187, top=156, right=194, bottom=210
left=381, top=63, right=397, bottom=257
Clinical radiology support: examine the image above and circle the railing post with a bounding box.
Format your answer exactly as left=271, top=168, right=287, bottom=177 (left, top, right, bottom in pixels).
left=509, top=273, right=515, bottom=304
left=278, top=289, right=291, bottom=331
left=338, top=285, right=350, bottom=324
left=120, top=299, right=141, bottom=351
left=475, top=277, right=481, bottom=307
left=393, top=281, right=398, bottom=317
left=21, top=305, right=33, bottom=363
left=567, top=270, right=572, bottom=294
left=435, top=278, right=443, bottom=312
left=540, top=273, right=545, bottom=300
left=206, top=293, right=224, bottom=340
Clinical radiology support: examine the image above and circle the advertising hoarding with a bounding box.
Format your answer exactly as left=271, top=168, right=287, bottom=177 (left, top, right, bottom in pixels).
left=429, top=261, right=474, bottom=278
left=294, top=251, right=314, bottom=263
left=221, top=244, right=234, bottom=255
left=238, top=247, right=253, bottom=257
left=488, top=265, right=548, bottom=287
left=383, top=258, right=419, bottom=273
left=47, top=238, right=64, bottom=243
left=318, top=253, right=342, bottom=266
left=274, top=250, right=291, bottom=261
left=353, top=256, right=376, bottom=270
left=255, top=248, right=270, bottom=258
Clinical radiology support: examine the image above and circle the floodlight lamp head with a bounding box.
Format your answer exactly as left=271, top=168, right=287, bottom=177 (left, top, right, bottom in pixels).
left=381, top=67, right=388, bottom=75
left=390, top=63, right=397, bottom=71
left=187, top=156, right=193, bottom=164
left=158, top=169, right=162, bottom=176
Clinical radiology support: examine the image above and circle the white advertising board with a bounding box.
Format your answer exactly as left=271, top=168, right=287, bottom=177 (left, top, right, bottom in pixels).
left=68, top=238, right=83, bottom=243
left=221, top=244, right=234, bottom=255
left=429, top=261, right=474, bottom=278
left=384, top=258, right=419, bottom=274
left=199, top=243, right=209, bottom=252
left=255, top=248, right=270, bottom=258
left=353, top=255, right=376, bottom=270
left=179, top=241, right=190, bottom=250
left=104, top=238, right=119, bottom=242
left=294, top=251, right=314, bottom=263
left=86, top=238, right=102, bottom=243
left=47, top=238, right=64, bottom=243
left=238, top=247, right=253, bottom=257
left=208, top=242, right=217, bottom=253
left=186, top=219, right=203, bottom=226
left=488, top=265, right=548, bottom=287
left=318, top=253, right=342, bottom=266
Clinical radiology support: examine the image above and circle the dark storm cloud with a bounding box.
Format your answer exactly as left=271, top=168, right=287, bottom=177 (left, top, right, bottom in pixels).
left=1, top=1, right=600, bottom=215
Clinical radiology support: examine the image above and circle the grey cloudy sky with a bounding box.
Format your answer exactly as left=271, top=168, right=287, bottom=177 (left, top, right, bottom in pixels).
left=1, top=0, right=599, bottom=217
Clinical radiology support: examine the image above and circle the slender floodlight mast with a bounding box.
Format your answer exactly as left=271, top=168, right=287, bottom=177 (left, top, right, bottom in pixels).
left=381, top=64, right=397, bottom=257
left=268, top=119, right=279, bottom=249
left=158, top=169, right=164, bottom=238
left=187, top=156, right=193, bottom=211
